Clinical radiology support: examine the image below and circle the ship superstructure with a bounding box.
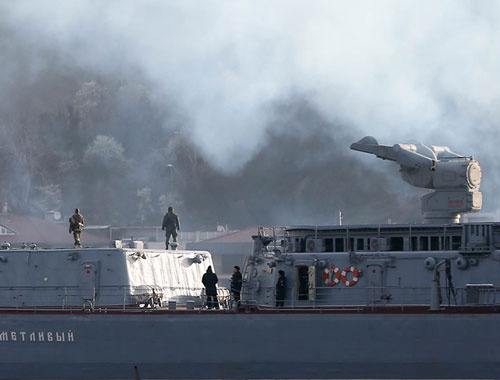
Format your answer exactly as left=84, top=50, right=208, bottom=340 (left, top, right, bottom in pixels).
left=243, top=222, right=500, bottom=310
left=0, top=246, right=218, bottom=309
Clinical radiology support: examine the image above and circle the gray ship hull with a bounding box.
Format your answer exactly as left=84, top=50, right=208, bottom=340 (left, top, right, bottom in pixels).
left=1, top=310, right=499, bottom=379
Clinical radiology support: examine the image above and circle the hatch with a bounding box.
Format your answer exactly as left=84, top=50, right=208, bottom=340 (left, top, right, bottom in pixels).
left=79, top=262, right=98, bottom=301
left=366, top=259, right=388, bottom=303
left=295, top=265, right=315, bottom=301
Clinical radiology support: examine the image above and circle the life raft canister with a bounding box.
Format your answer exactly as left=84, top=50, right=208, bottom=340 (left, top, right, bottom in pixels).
left=323, top=266, right=341, bottom=286
left=341, top=266, right=360, bottom=286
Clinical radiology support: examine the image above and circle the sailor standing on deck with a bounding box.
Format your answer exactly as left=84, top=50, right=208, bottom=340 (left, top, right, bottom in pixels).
left=202, top=266, right=219, bottom=309
left=162, top=206, right=180, bottom=250
left=69, top=208, right=85, bottom=248
left=230, top=266, right=243, bottom=307
left=276, top=270, right=286, bottom=307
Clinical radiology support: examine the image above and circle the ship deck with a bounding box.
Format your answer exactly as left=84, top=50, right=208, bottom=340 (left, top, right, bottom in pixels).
left=0, top=303, right=499, bottom=314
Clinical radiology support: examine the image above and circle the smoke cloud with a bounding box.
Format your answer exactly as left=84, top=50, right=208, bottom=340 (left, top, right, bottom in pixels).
left=1, top=1, right=500, bottom=228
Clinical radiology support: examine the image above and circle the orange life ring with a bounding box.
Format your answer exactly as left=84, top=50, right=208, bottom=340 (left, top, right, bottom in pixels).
left=323, top=266, right=341, bottom=286
left=341, top=266, right=360, bottom=287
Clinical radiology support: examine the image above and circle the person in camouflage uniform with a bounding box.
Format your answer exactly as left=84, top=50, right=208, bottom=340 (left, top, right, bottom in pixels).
left=69, top=208, right=85, bottom=248
left=162, top=206, right=180, bottom=249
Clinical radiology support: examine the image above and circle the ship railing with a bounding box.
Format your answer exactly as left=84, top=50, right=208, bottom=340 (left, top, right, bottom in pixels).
left=0, top=284, right=498, bottom=312
left=237, top=285, right=500, bottom=310
left=0, top=285, right=231, bottom=312
left=257, top=226, right=288, bottom=251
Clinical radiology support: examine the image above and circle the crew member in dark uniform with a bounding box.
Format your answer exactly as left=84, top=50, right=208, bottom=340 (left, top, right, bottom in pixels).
left=69, top=208, right=85, bottom=248
left=276, top=270, right=286, bottom=307
left=202, top=266, right=219, bottom=309
left=230, top=266, right=243, bottom=306
left=162, top=206, right=180, bottom=249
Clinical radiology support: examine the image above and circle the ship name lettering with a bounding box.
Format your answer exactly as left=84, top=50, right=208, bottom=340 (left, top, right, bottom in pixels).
left=0, top=330, right=75, bottom=343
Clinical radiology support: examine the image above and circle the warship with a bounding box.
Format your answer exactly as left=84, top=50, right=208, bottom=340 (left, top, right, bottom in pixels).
left=1, top=136, right=500, bottom=380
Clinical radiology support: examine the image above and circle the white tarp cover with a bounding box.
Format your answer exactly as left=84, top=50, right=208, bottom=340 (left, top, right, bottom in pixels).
left=124, top=249, right=215, bottom=302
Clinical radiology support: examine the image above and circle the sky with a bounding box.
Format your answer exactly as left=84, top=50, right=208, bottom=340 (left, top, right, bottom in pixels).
left=4, top=1, right=500, bottom=166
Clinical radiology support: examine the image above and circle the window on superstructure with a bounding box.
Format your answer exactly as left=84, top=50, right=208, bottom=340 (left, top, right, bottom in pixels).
left=324, top=238, right=333, bottom=252
left=357, top=238, right=364, bottom=250
left=411, top=237, right=418, bottom=251
left=430, top=236, right=440, bottom=250
left=419, top=236, right=429, bottom=251
left=294, top=238, right=306, bottom=252
left=335, top=238, right=344, bottom=252
left=390, top=237, right=404, bottom=251
left=348, top=238, right=354, bottom=251
left=452, top=236, right=461, bottom=250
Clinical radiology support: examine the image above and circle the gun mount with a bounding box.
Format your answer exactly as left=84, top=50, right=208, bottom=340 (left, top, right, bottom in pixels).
left=351, top=136, right=482, bottom=223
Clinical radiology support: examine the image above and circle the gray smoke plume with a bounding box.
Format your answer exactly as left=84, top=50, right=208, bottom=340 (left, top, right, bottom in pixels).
left=1, top=1, right=499, bottom=228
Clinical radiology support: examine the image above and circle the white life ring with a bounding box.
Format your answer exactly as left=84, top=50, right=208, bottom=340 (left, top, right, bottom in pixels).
left=323, top=265, right=341, bottom=286
left=341, top=266, right=360, bottom=287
